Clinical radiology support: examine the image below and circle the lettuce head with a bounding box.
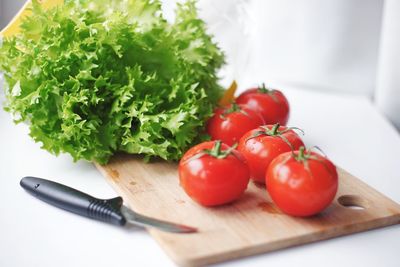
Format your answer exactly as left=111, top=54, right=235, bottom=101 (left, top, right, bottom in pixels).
left=0, top=0, right=224, bottom=164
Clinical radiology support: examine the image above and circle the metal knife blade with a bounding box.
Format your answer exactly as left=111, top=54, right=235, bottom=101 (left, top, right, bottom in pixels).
left=120, top=205, right=197, bottom=233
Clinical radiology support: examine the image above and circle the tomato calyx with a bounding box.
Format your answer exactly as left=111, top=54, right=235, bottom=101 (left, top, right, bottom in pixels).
left=219, top=103, right=249, bottom=120
left=257, top=83, right=279, bottom=102
left=293, top=146, right=327, bottom=162
left=246, top=123, right=304, bottom=150
left=293, top=146, right=310, bottom=163
left=292, top=146, right=318, bottom=173
left=293, top=146, right=335, bottom=175
left=184, top=140, right=238, bottom=163
left=204, top=140, right=238, bottom=159
left=257, top=83, right=275, bottom=94
left=247, top=123, right=279, bottom=140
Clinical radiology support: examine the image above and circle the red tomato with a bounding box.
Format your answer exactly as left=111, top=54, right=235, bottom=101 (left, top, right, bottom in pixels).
left=266, top=147, right=338, bottom=217
left=207, top=103, right=265, bottom=146
left=237, top=124, right=304, bottom=183
left=179, top=141, right=250, bottom=206
left=236, top=84, right=290, bottom=125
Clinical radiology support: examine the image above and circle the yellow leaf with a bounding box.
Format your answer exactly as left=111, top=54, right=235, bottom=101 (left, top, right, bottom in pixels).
left=0, top=0, right=64, bottom=38
left=219, top=80, right=238, bottom=106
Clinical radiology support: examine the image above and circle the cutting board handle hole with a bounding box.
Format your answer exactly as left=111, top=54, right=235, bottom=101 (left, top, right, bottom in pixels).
left=337, top=195, right=368, bottom=210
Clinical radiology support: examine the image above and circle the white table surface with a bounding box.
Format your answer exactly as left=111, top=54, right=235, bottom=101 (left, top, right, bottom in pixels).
left=1, top=86, right=400, bottom=267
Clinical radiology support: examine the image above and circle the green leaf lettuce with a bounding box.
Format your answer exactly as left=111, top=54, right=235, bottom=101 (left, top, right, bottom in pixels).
left=0, top=0, right=224, bottom=164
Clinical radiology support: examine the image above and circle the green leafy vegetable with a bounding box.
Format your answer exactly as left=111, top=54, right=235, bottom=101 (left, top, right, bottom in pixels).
left=0, top=0, right=224, bottom=164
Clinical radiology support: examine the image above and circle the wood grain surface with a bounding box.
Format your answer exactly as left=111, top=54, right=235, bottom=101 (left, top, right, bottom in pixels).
left=96, top=154, right=400, bottom=267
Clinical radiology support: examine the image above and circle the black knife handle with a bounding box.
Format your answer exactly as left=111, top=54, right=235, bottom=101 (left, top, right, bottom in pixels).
left=20, top=176, right=126, bottom=226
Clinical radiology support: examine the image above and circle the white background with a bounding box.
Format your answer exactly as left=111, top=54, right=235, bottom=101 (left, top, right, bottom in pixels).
left=193, top=0, right=400, bottom=129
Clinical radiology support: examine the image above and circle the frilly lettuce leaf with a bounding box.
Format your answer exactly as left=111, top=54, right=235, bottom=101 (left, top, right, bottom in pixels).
left=0, top=0, right=224, bottom=164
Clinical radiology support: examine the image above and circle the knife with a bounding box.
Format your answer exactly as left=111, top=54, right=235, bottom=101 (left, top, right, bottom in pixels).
left=20, top=176, right=197, bottom=233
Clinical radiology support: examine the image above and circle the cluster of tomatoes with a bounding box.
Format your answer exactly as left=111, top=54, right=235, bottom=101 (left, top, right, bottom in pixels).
left=178, top=85, right=338, bottom=217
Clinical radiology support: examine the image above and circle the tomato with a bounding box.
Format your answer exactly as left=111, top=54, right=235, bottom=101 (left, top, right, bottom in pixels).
left=236, top=84, right=290, bottom=125
left=179, top=141, right=250, bottom=206
left=237, top=124, right=304, bottom=183
left=207, top=103, right=265, bottom=146
left=266, top=147, right=338, bottom=217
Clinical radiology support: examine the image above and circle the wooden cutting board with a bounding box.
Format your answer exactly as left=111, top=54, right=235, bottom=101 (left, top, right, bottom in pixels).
left=96, top=154, right=400, bottom=266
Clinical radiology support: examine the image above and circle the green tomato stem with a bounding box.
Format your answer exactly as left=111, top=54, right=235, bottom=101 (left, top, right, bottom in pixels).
left=271, top=123, right=280, bottom=135
left=258, top=83, right=271, bottom=94
left=211, top=140, right=222, bottom=156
